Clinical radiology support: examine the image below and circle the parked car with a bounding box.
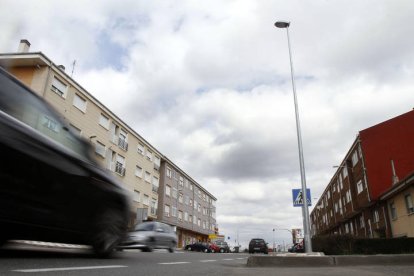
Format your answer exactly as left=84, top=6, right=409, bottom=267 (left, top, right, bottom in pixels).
left=0, top=67, right=131, bottom=258
left=185, top=242, right=210, bottom=252
left=248, top=238, right=269, bottom=254
left=214, top=240, right=231, bottom=253
left=117, top=221, right=177, bottom=252
left=208, top=242, right=220, bottom=253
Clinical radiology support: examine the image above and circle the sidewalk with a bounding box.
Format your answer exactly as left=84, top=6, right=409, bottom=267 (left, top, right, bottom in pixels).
left=247, top=252, right=414, bottom=267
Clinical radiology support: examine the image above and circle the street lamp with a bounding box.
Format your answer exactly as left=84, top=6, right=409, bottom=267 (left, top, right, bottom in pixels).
left=275, top=21, right=312, bottom=253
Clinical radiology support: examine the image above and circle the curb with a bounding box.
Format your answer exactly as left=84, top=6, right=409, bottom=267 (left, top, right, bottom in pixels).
left=247, top=254, right=414, bottom=267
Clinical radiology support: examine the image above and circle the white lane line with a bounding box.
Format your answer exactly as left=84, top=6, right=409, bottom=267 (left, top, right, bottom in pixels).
left=199, top=260, right=217, bottom=263
left=158, top=262, right=190, bottom=265
left=12, top=265, right=127, bottom=273
left=236, top=257, right=247, bottom=260
left=222, top=258, right=235, bottom=261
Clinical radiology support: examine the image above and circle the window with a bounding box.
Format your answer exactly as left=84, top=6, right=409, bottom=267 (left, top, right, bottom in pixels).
left=179, top=176, right=184, bottom=187
left=346, top=190, right=351, bottom=203
left=351, top=151, right=359, bottom=167
left=193, top=215, right=197, bottom=225
left=342, top=168, right=348, bottom=179
left=178, top=193, right=183, bottom=203
left=146, top=150, right=152, bottom=161
left=164, top=205, right=170, bottom=217
left=99, top=114, right=110, bottom=129
left=143, top=194, right=149, bottom=206
left=166, top=185, right=171, bottom=197
left=178, top=211, right=183, bottom=221
left=373, top=210, right=379, bottom=223
left=133, top=190, right=141, bottom=202
left=172, top=188, right=178, bottom=199
left=137, top=143, right=144, bottom=155
left=356, top=180, right=364, bottom=194
left=95, top=141, right=106, bottom=157
left=135, top=166, right=143, bottom=178
left=404, top=194, right=414, bottom=214
left=152, top=177, right=159, bottom=193
left=339, top=177, right=343, bottom=190
left=360, top=215, right=365, bottom=228
left=167, top=167, right=172, bottom=178
left=73, top=94, right=87, bottom=112
left=389, top=202, right=397, bottom=220
left=145, top=171, right=151, bottom=183
left=154, top=155, right=160, bottom=169
left=184, top=212, right=188, bottom=221
left=172, top=206, right=177, bottom=217
left=118, top=129, right=128, bottom=151
left=51, top=77, right=67, bottom=97
left=151, top=199, right=157, bottom=215
left=114, top=155, right=126, bottom=176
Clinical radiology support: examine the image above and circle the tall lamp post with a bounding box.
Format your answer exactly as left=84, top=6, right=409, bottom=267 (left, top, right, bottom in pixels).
left=275, top=21, right=312, bottom=253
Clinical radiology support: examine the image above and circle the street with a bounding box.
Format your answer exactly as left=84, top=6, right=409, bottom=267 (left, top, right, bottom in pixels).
left=0, top=242, right=414, bottom=275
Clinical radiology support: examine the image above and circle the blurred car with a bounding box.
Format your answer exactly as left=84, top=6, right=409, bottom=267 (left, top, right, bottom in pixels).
left=288, top=241, right=305, bottom=253
left=0, top=67, right=130, bottom=258
left=185, top=242, right=210, bottom=252
left=117, top=221, right=177, bottom=252
left=208, top=242, right=220, bottom=253
left=214, top=240, right=231, bottom=253
left=248, top=238, right=269, bottom=254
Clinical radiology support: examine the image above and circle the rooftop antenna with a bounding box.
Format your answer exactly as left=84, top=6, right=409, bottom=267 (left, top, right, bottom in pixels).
left=71, top=60, right=76, bottom=78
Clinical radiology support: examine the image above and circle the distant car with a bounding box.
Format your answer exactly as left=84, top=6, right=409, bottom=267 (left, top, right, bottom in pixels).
left=288, top=241, right=305, bottom=253
left=185, top=242, right=210, bottom=253
left=0, top=67, right=130, bottom=258
left=117, top=221, right=177, bottom=252
left=248, top=238, right=268, bottom=254
left=214, top=241, right=231, bottom=253
left=208, top=243, right=220, bottom=253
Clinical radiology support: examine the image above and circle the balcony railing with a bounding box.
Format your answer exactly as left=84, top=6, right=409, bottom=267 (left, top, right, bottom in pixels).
left=114, top=162, right=126, bottom=176
left=118, top=138, right=128, bottom=151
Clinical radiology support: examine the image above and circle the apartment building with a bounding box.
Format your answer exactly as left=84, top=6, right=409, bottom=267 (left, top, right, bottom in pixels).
left=311, top=110, right=414, bottom=238
left=158, top=157, right=217, bottom=248
left=0, top=40, right=217, bottom=236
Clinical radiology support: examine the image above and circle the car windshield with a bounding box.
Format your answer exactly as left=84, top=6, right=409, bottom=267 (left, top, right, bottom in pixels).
left=134, top=223, right=154, bottom=231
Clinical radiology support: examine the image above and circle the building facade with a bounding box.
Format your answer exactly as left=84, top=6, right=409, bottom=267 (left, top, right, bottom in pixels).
left=311, top=110, right=414, bottom=238
left=0, top=40, right=217, bottom=241
left=157, top=157, right=217, bottom=248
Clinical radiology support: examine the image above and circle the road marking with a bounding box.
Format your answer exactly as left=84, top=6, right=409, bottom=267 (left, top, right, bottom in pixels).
left=222, top=258, right=235, bottom=261
left=236, top=257, right=247, bottom=260
left=158, top=262, right=190, bottom=265
left=199, top=260, right=217, bottom=262
left=12, top=265, right=127, bottom=273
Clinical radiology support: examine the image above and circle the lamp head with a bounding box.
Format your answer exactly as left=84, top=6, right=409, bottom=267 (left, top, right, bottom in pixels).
left=275, top=21, right=290, bottom=28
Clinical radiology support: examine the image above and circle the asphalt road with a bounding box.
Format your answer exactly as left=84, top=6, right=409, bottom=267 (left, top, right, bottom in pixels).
left=0, top=242, right=413, bottom=275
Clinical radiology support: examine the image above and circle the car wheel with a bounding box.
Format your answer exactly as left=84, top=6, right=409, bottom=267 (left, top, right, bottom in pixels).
left=91, top=208, right=127, bottom=258
left=203, top=248, right=209, bottom=253
left=211, top=249, right=215, bottom=253
left=187, top=247, right=192, bottom=251
left=220, top=248, right=224, bottom=253
left=168, top=242, right=175, bottom=253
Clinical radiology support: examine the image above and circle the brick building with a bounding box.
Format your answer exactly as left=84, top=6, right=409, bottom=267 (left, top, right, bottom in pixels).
left=311, top=110, right=414, bottom=238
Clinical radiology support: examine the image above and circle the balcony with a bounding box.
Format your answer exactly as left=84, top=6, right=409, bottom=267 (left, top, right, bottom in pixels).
left=118, top=137, right=128, bottom=151
left=114, top=162, right=126, bottom=176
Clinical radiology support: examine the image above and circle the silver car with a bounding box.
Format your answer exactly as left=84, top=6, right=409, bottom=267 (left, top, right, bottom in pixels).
left=117, top=221, right=177, bottom=252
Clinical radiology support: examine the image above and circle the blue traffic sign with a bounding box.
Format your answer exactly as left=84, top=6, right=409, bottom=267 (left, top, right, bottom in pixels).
left=292, top=189, right=311, bottom=207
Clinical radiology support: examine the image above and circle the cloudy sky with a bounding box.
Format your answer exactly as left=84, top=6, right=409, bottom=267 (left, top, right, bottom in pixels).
left=2, top=0, right=414, bottom=248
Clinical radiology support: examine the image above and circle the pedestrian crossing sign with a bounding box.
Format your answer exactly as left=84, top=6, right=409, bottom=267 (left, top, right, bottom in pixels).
left=292, top=189, right=311, bottom=207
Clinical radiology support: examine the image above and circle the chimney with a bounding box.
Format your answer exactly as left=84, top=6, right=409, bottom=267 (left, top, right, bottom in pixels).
left=18, top=39, right=31, bottom=53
